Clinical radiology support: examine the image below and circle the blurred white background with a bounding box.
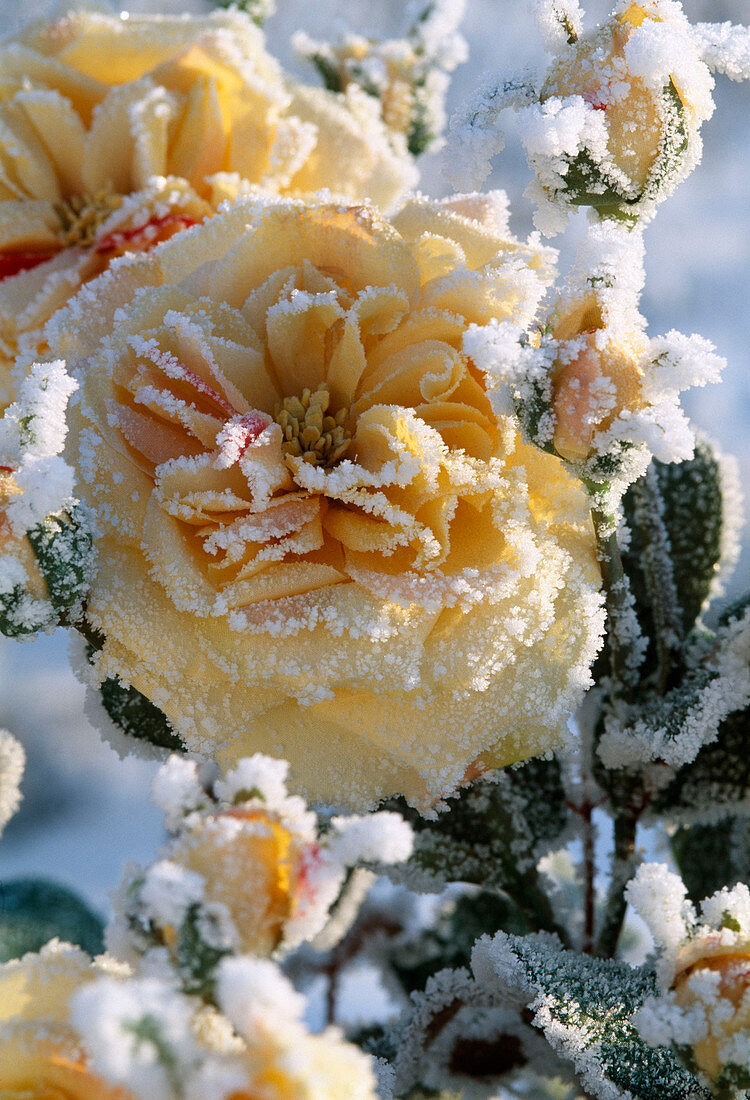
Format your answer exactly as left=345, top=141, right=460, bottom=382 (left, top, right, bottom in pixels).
left=0, top=0, right=748, bottom=916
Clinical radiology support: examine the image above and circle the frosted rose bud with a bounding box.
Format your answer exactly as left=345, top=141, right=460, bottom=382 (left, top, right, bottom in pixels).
left=170, top=806, right=304, bottom=956
left=113, top=754, right=413, bottom=967
left=671, top=935, right=750, bottom=1084
left=539, top=1, right=714, bottom=219
left=0, top=942, right=132, bottom=1100
left=551, top=327, right=644, bottom=463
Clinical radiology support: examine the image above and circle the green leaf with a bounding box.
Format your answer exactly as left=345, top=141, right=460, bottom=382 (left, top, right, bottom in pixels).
left=671, top=815, right=750, bottom=904
left=650, top=708, right=750, bottom=820
left=622, top=442, right=725, bottom=664
left=384, top=758, right=567, bottom=893
left=0, top=878, right=104, bottom=961
left=478, top=934, right=709, bottom=1100
left=98, top=675, right=186, bottom=753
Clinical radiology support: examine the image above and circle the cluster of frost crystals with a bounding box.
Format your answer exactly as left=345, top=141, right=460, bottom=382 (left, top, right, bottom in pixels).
left=466, top=220, right=724, bottom=505
left=71, top=957, right=378, bottom=1100
left=0, top=729, right=24, bottom=836
left=598, top=603, right=750, bottom=771
left=629, top=864, right=750, bottom=1092
left=0, top=361, right=88, bottom=636
left=295, top=0, right=467, bottom=155
left=107, top=753, right=413, bottom=977
left=448, top=0, right=723, bottom=235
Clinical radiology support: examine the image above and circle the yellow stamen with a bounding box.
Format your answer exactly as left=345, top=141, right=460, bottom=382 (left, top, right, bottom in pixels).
left=54, top=186, right=123, bottom=248
left=274, top=384, right=351, bottom=468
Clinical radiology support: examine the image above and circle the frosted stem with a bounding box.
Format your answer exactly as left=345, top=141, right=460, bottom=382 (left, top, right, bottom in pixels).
left=589, top=502, right=641, bottom=697
left=595, top=808, right=639, bottom=957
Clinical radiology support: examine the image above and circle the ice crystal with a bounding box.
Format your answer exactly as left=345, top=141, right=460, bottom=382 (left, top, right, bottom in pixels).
left=0, top=729, right=23, bottom=837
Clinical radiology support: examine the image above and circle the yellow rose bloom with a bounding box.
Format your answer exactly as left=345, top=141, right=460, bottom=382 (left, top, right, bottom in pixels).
left=61, top=195, right=603, bottom=809
left=0, top=6, right=415, bottom=408
left=0, top=941, right=132, bottom=1100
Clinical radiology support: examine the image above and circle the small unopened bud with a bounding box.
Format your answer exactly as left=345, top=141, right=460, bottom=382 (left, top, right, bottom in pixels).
left=672, top=935, right=750, bottom=1083
left=539, top=1, right=713, bottom=219
left=552, top=329, right=643, bottom=462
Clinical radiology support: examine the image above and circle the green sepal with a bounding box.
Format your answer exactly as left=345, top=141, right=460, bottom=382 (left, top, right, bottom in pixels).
left=307, top=52, right=344, bottom=94
left=27, top=504, right=94, bottom=620
left=98, top=675, right=186, bottom=753
left=175, top=902, right=232, bottom=1003
left=0, top=878, right=104, bottom=961
left=559, top=80, right=688, bottom=221
left=483, top=935, right=709, bottom=1100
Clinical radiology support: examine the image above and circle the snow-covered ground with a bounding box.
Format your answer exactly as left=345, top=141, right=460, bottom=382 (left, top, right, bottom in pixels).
left=0, top=0, right=748, bottom=916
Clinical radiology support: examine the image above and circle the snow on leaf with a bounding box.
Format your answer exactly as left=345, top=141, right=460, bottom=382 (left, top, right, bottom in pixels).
left=472, top=932, right=709, bottom=1100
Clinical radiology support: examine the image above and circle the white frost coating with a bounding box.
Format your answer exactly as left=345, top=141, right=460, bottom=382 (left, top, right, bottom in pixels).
left=445, top=69, right=538, bottom=192
left=695, top=21, right=750, bottom=81
left=151, top=756, right=209, bottom=833
left=0, top=729, right=24, bottom=836
left=598, top=605, right=750, bottom=770
left=533, top=0, right=584, bottom=53
left=139, top=860, right=206, bottom=930
left=71, top=976, right=209, bottom=1100
left=327, top=812, right=414, bottom=866
left=213, top=754, right=291, bottom=809
left=0, top=362, right=77, bottom=462
left=216, top=955, right=306, bottom=1034
left=625, top=863, right=693, bottom=955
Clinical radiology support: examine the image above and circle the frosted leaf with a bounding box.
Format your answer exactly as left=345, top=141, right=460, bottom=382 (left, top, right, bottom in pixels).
left=598, top=604, right=750, bottom=771
left=382, top=757, right=567, bottom=894
left=621, top=441, right=741, bottom=667
left=0, top=729, right=23, bottom=837
left=650, top=706, right=750, bottom=825
left=391, top=964, right=563, bottom=1096
left=472, top=931, right=708, bottom=1100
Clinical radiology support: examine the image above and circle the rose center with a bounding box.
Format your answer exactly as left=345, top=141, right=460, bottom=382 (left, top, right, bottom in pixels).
left=54, top=186, right=123, bottom=248
left=274, top=385, right=351, bottom=468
